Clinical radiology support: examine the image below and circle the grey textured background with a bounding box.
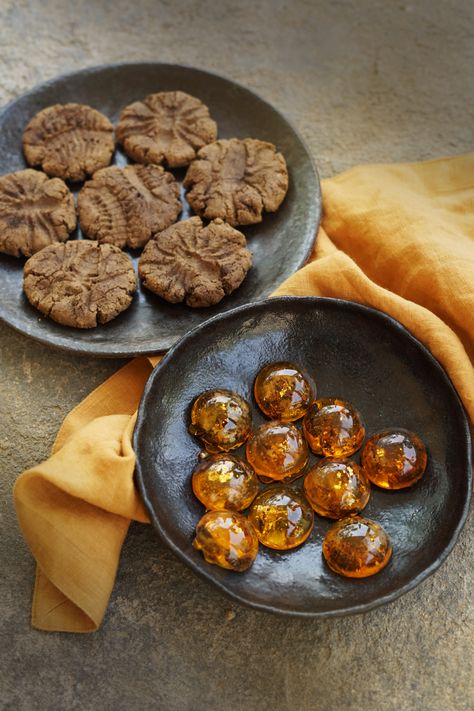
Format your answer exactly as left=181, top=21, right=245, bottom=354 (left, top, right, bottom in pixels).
left=1, top=1, right=473, bottom=710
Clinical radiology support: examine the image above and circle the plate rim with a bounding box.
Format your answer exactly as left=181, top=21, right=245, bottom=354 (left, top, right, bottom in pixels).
left=134, top=295, right=472, bottom=618
left=0, top=61, right=321, bottom=358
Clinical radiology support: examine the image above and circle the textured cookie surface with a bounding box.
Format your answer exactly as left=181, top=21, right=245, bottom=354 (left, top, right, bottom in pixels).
left=23, top=240, right=136, bottom=328
left=184, top=138, right=289, bottom=225
left=22, top=103, right=114, bottom=181
left=138, top=216, right=252, bottom=307
left=77, top=164, right=181, bottom=249
left=116, top=91, right=217, bottom=168
left=0, top=169, right=76, bottom=257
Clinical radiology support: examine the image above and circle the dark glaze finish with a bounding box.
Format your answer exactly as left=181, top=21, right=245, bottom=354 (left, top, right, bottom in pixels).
left=0, top=63, right=320, bottom=357
left=134, top=297, right=472, bottom=617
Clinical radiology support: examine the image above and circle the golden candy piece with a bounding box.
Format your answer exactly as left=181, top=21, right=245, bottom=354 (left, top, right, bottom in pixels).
left=362, top=428, right=427, bottom=489
left=189, top=389, right=252, bottom=453
left=193, top=510, right=259, bottom=572
left=254, top=361, right=313, bottom=421
left=192, top=454, right=259, bottom=511
left=246, top=421, right=309, bottom=482
left=304, top=459, right=370, bottom=519
left=303, top=398, right=365, bottom=457
left=248, top=485, right=314, bottom=550
left=323, top=517, right=392, bottom=578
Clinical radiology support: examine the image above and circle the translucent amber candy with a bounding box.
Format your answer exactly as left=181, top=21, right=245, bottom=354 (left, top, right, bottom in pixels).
left=248, top=485, right=314, bottom=550
left=189, top=389, right=252, bottom=453
left=192, top=454, right=259, bottom=511
left=323, top=517, right=392, bottom=578
left=362, top=428, right=427, bottom=489
left=193, top=510, right=259, bottom=572
left=304, top=459, right=371, bottom=519
left=254, top=361, right=313, bottom=421
left=303, top=398, right=365, bottom=457
left=246, top=421, right=309, bottom=482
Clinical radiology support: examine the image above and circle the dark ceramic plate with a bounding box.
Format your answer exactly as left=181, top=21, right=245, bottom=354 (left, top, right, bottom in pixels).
left=134, top=297, right=472, bottom=617
left=0, top=63, right=320, bottom=357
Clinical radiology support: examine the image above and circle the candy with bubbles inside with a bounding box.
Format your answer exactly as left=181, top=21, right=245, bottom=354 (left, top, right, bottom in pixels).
left=303, top=398, right=365, bottom=457
left=254, top=361, right=313, bottom=421
left=248, top=485, right=314, bottom=550
left=323, top=516, right=392, bottom=578
left=189, top=389, right=252, bottom=452
left=193, top=510, right=259, bottom=572
left=304, top=458, right=370, bottom=519
left=192, top=454, right=259, bottom=511
left=362, top=428, right=427, bottom=489
left=246, top=421, right=308, bottom=482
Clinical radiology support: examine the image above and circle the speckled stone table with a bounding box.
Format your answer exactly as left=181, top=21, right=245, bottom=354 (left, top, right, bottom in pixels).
left=1, top=2, right=473, bottom=710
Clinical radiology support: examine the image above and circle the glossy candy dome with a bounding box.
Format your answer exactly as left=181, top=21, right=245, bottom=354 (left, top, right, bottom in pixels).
left=323, top=517, right=392, bottom=578
left=193, top=510, right=259, bottom=572
left=246, top=421, right=308, bottom=482
left=303, top=398, right=365, bottom=458
left=254, top=361, right=313, bottom=421
left=304, top=459, right=370, bottom=519
left=189, top=389, right=252, bottom=452
left=362, top=429, right=427, bottom=489
left=192, top=454, right=259, bottom=511
left=248, top=485, right=314, bottom=550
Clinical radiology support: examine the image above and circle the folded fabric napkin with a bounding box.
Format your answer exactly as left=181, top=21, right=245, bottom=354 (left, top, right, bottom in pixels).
left=14, top=153, right=474, bottom=632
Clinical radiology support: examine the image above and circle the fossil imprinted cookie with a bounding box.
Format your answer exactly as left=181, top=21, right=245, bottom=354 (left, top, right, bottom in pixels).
left=0, top=169, right=76, bottom=257
left=116, top=91, right=217, bottom=168
left=77, top=164, right=181, bottom=250
left=138, top=216, right=252, bottom=308
left=183, top=138, right=289, bottom=226
left=22, top=103, right=114, bottom=181
left=23, top=240, right=137, bottom=328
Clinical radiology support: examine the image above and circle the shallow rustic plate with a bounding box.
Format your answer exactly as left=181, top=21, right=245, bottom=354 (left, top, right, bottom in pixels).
left=0, top=63, right=320, bottom=357
left=134, top=297, right=472, bottom=617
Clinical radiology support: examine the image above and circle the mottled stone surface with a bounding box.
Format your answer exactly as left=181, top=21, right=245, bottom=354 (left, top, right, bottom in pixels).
left=1, top=1, right=473, bottom=709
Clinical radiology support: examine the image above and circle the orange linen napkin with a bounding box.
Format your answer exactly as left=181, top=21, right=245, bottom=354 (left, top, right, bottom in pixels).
left=14, top=153, right=474, bottom=632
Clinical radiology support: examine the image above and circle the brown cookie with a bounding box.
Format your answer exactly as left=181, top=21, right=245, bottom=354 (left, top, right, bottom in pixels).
left=77, top=164, right=181, bottom=250
left=183, top=138, right=289, bottom=226
left=23, top=240, right=136, bottom=328
left=138, top=216, right=252, bottom=308
left=22, top=103, right=114, bottom=181
left=0, top=169, right=76, bottom=257
left=116, top=91, right=217, bottom=168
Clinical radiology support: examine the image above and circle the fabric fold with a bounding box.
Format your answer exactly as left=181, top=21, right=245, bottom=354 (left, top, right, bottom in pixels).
left=14, top=358, right=153, bottom=631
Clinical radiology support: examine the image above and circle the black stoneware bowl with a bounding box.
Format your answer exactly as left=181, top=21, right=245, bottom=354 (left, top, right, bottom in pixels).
left=134, top=297, right=472, bottom=617
left=0, top=63, right=320, bottom=357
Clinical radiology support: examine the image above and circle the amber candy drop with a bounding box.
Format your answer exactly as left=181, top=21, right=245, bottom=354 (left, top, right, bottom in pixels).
left=303, top=398, right=365, bottom=458
left=192, top=454, right=259, bottom=511
left=362, top=428, right=427, bottom=489
left=304, top=459, right=370, bottom=519
left=323, top=517, right=392, bottom=578
left=254, top=361, right=313, bottom=421
left=193, top=510, right=259, bottom=572
left=248, top=485, right=314, bottom=550
left=246, top=421, right=309, bottom=482
left=189, top=389, right=252, bottom=453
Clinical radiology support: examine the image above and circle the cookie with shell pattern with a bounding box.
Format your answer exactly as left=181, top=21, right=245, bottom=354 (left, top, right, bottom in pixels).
left=22, top=103, right=114, bottom=181
left=23, top=240, right=136, bottom=328
left=138, top=216, right=252, bottom=308
left=116, top=91, right=217, bottom=168
left=184, top=138, right=288, bottom=226
left=77, top=164, right=181, bottom=250
left=0, top=169, right=76, bottom=257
